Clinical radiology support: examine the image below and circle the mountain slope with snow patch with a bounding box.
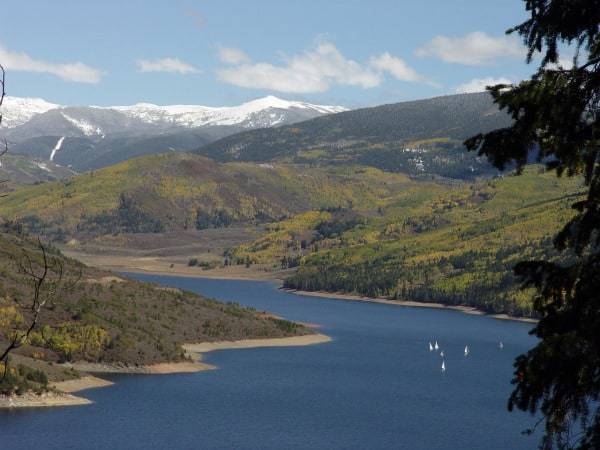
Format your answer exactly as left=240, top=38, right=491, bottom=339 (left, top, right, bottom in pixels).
left=0, top=97, right=60, bottom=128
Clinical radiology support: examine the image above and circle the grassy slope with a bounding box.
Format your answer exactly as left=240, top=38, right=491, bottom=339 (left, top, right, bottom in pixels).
left=0, top=152, right=420, bottom=238
left=0, top=229, right=309, bottom=394
left=232, top=168, right=584, bottom=316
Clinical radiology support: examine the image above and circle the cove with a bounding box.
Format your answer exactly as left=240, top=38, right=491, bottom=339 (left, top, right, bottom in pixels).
left=1, top=275, right=538, bottom=450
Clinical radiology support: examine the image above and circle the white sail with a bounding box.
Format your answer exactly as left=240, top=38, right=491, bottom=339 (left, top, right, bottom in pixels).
left=434, top=341, right=439, bottom=351
left=429, top=342, right=433, bottom=351
left=440, top=350, right=444, bottom=358
left=441, top=361, right=445, bottom=372
left=464, top=345, right=469, bottom=356
left=499, top=342, right=504, bottom=349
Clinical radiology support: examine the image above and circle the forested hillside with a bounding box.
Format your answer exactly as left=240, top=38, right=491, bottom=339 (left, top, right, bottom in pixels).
left=196, top=92, right=511, bottom=179
left=0, top=150, right=583, bottom=318
left=0, top=153, right=418, bottom=240
left=0, top=228, right=308, bottom=394
left=228, top=168, right=583, bottom=316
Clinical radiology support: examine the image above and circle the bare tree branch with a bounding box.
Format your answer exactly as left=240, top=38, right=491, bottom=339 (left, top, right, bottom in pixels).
left=0, top=64, right=5, bottom=119
left=0, top=238, right=78, bottom=382
left=0, top=64, right=8, bottom=198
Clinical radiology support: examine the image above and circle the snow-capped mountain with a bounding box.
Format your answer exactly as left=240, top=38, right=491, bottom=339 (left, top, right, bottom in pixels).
left=2, top=95, right=347, bottom=137
left=109, top=96, right=346, bottom=129
left=0, top=96, right=60, bottom=128
left=4, top=95, right=347, bottom=171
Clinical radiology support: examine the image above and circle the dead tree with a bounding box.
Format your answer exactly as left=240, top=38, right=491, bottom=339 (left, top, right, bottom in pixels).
left=0, top=66, right=78, bottom=383
left=0, top=64, right=8, bottom=159
left=0, top=64, right=10, bottom=199
left=0, top=239, right=70, bottom=379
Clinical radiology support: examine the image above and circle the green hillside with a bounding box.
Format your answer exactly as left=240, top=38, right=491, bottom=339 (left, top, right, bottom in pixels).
left=0, top=152, right=421, bottom=240
left=229, top=168, right=584, bottom=316
left=0, top=228, right=309, bottom=395
left=0, top=147, right=583, bottom=317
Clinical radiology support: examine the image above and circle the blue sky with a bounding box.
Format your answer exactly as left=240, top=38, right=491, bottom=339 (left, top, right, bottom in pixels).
left=1, top=0, right=537, bottom=107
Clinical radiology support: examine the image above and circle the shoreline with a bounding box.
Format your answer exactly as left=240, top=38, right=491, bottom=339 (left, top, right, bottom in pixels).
left=183, top=333, right=332, bottom=355
left=283, top=289, right=538, bottom=324
left=61, top=250, right=287, bottom=282
left=105, top=262, right=537, bottom=325
left=117, top=265, right=284, bottom=281
left=51, top=375, right=115, bottom=393
left=65, top=248, right=538, bottom=324
left=0, top=391, right=92, bottom=408
left=72, top=253, right=537, bottom=325
left=63, top=360, right=216, bottom=376
left=0, top=334, right=331, bottom=409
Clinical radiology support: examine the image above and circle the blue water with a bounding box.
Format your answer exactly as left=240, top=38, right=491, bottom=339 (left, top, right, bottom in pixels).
left=2, top=275, right=538, bottom=449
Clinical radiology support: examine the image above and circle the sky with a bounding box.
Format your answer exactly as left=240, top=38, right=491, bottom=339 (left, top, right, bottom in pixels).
left=0, top=0, right=541, bottom=108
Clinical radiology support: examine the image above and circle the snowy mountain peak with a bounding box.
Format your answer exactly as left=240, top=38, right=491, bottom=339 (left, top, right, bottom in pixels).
left=2, top=95, right=349, bottom=146
left=106, top=96, right=348, bottom=129
left=0, top=96, right=61, bottom=128
left=236, top=95, right=347, bottom=114
left=240, top=95, right=303, bottom=110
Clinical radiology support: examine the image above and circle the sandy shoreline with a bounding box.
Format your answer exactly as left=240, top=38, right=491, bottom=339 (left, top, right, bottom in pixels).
left=65, top=250, right=538, bottom=324
left=71, top=253, right=537, bottom=325
left=61, top=250, right=287, bottom=281
left=1, top=334, right=331, bottom=409
left=64, top=360, right=216, bottom=375
left=0, top=391, right=92, bottom=408
left=51, top=375, right=115, bottom=393
left=183, top=334, right=332, bottom=354
left=0, top=376, right=114, bottom=408
left=284, top=289, right=538, bottom=324
left=99, top=261, right=537, bottom=324
left=67, top=334, right=332, bottom=377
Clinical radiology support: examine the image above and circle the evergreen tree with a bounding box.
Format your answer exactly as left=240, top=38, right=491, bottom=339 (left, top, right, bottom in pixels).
left=465, top=2, right=600, bottom=447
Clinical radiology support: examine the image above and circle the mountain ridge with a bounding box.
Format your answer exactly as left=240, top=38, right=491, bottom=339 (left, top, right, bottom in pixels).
left=1, top=95, right=347, bottom=133
left=2, top=95, right=348, bottom=171
left=195, top=92, right=512, bottom=179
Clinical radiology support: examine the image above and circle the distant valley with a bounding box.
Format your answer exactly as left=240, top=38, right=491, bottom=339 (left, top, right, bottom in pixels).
left=0, top=90, right=567, bottom=320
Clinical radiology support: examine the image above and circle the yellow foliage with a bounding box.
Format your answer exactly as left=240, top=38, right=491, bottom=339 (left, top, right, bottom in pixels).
left=0, top=306, right=24, bottom=330
left=30, top=323, right=110, bottom=360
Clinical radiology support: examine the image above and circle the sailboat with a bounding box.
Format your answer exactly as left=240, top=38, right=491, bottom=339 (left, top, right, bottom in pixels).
left=440, top=350, right=444, bottom=358
left=441, top=361, right=446, bottom=373
left=499, top=341, right=504, bottom=349
left=464, top=345, right=469, bottom=356
left=429, top=342, right=433, bottom=351
left=434, top=341, right=439, bottom=351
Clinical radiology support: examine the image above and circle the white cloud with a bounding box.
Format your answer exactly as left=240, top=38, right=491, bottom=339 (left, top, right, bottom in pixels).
left=0, top=43, right=102, bottom=83
left=218, top=62, right=329, bottom=93
left=546, top=54, right=575, bottom=70
left=455, top=77, right=513, bottom=93
left=370, top=52, right=422, bottom=82
left=136, top=57, right=201, bottom=74
left=217, top=42, right=425, bottom=93
left=218, top=46, right=251, bottom=65
left=416, top=32, right=525, bottom=65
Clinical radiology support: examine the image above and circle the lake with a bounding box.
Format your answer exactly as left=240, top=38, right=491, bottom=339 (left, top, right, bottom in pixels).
left=2, top=275, right=538, bottom=449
